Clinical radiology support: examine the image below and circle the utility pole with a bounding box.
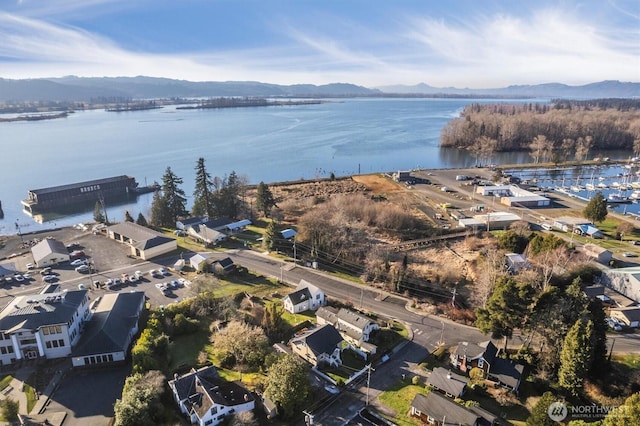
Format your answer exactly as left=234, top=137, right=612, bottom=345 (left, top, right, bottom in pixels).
left=365, top=364, right=373, bottom=406
left=451, top=287, right=457, bottom=307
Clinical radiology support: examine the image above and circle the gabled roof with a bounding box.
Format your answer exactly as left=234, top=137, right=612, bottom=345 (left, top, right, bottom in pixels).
left=73, top=292, right=145, bottom=357
left=202, top=217, right=233, bottom=230
left=217, top=257, right=235, bottom=270
left=336, top=308, right=373, bottom=332
left=316, top=306, right=339, bottom=324
left=132, top=235, right=175, bottom=250
left=169, top=365, right=254, bottom=420
left=611, top=307, right=640, bottom=322
left=296, top=279, right=322, bottom=296
left=189, top=253, right=211, bottom=267
left=427, top=367, right=469, bottom=397
left=108, top=222, right=165, bottom=241
left=488, top=358, right=524, bottom=390
left=411, top=392, right=479, bottom=425
left=281, top=229, right=297, bottom=239
left=285, top=288, right=312, bottom=306
left=454, top=341, right=498, bottom=364
left=0, top=263, right=17, bottom=277
left=31, top=238, right=69, bottom=263
left=177, top=217, right=207, bottom=226
left=189, top=224, right=226, bottom=243
left=291, top=324, right=343, bottom=358
left=0, top=290, right=87, bottom=332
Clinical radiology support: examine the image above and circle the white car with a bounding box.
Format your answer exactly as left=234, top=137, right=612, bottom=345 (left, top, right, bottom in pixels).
left=26, top=263, right=35, bottom=270
left=159, top=268, right=169, bottom=276
left=13, top=274, right=24, bottom=282
left=78, top=283, right=86, bottom=290
left=70, top=259, right=87, bottom=266
left=75, top=265, right=90, bottom=273
left=22, top=273, right=32, bottom=280
left=43, top=275, right=57, bottom=282
left=128, top=275, right=138, bottom=284
left=134, top=271, right=144, bottom=280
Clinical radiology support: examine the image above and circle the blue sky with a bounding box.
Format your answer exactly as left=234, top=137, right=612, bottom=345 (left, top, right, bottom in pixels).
left=0, top=0, right=638, bottom=88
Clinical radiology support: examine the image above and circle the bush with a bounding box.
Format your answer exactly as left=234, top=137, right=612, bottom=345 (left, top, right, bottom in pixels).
left=411, top=375, right=421, bottom=385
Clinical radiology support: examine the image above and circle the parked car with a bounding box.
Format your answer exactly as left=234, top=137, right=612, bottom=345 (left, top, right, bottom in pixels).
left=324, top=384, right=340, bottom=394
left=155, top=283, right=171, bottom=296
left=159, top=268, right=169, bottom=276
left=22, top=273, right=32, bottom=280
left=70, top=259, right=87, bottom=266
left=75, top=265, right=90, bottom=273
left=69, top=250, right=85, bottom=260
left=4, top=276, right=13, bottom=283
left=134, top=271, right=144, bottom=280
left=26, top=263, right=35, bottom=270
left=40, top=267, right=53, bottom=275
left=13, top=274, right=24, bottom=282
left=42, top=275, right=57, bottom=282
left=623, top=252, right=637, bottom=257
left=606, top=318, right=623, bottom=331
left=168, top=280, right=179, bottom=289
left=78, top=283, right=86, bottom=290
left=128, top=275, right=138, bottom=284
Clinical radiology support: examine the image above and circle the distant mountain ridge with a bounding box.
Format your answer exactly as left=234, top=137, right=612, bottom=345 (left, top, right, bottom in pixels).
left=375, top=80, right=640, bottom=98
left=0, top=76, right=637, bottom=102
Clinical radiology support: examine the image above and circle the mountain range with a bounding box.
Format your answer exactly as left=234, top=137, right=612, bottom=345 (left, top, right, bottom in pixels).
left=0, top=76, right=638, bottom=102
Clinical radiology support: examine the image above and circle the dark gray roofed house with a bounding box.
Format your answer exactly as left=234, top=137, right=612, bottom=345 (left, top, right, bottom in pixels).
left=427, top=367, right=469, bottom=398
left=290, top=324, right=343, bottom=367
left=71, top=291, right=145, bottom=367
left=488, top=358, right=525, bottom=392
left=316, top=306, right=380, bottom=352
left=169, top=365, right=255, bottom=426
left=583, top=285, right=606, bottom=299
left=214, top=257, right=235, bottom=273
left=283, top=279, right=326, bottom=314
left=188, top=224, right=227, bottom=246
left=202, top=217, right=233, bottom=231
left=411, top=392, right=494, bottom=425
left=176, top=216, right=208, bottom=230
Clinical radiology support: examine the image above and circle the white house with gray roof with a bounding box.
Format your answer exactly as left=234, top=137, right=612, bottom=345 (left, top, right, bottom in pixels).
left=108, top=222, right=177, bottom=260
left=0, top=288, right=90, bottom=364
left=283, top=279, right=326, bottom=314
left=169, top=365, right=255, bottom=426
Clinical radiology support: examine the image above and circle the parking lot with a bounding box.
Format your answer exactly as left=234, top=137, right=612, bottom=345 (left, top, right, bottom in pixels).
left=1, top=228, right=197, bottom=308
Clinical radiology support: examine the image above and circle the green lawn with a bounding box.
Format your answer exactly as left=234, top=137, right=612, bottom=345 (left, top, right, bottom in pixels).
left=0, top=375, right=13, bottom=392
left=280, top=306, right=317, bottom=327
left=377, top=381, right=430, bottom=426
left=168, top=327, right=211, bottom=371
left=463, top=386, right=530, bottom=424
left=370, top=322, right=408, bottom=354
left=611, top=353, right=640, bottom=371
left=23, top=381, right=37, bottom=414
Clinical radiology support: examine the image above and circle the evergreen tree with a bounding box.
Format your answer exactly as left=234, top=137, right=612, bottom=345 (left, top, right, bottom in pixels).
left=583, top=191, right=608, bottom=223
left=602, top=392, right=640, bottom=426
left=255, top=181, right=276, bottom=217
left=150, top=190, right=170, bottom=227
left=263, top=220, right=277, bottom=251
left=586, top=298, right=609, bottom=376
left=526, top=391, right=560, bottom=426
left=93, top=200, right=105, bottom=223
left=476, top=276, right=533, bottom=351
left=559, top=318, right=594, bottom=396
left=161, top=166, right=188, bottom=224
left=136, top=213, right=149, bottom=227
left=124, top=210, right=134, bottom=222
left=216, top=171, right=242, bottom=218
left=192, top=157, right=215, bottom=218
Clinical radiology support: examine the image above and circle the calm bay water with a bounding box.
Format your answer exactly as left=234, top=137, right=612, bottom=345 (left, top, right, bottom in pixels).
left=1, top=97, right=546, bottom=235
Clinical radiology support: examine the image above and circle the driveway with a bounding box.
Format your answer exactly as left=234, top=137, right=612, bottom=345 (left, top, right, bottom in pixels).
left=43, top=365, right=130, bottom=426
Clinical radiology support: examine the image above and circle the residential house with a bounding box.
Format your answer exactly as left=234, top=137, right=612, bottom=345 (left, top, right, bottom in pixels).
left=316, top=307, right=380, bottom=353
left=0, top=288, right=91, bottom=365
left=212, top=257, right=235, bottom=274
left=31, top=238, right=70, bottom=267
left=427, top=367, right=469, bottom=398
left=582, top=244, right=613, bottom=265
left=188, top=224, right=227, bottom=246
left=169, top=365, right=255, bottom=426
left=290, top=324, right=343, bottom=367
left=610, top=307, right=640, bottom=328
left=71, top=291, right=145, bottom=367
left=410, top=392, right=497, bottom=426
left=107, top=222, right=177, bottom=260
left=283, top=279, right=326, bottom=314
left=451, top=341, right=524, bottom=392
left=176, top=217, right=208, bottom=231
left=189, top=253, right=212, bottom=271
left=575, top=224, right=604, bottom=239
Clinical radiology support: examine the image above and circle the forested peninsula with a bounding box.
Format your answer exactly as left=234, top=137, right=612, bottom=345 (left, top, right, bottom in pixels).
left=440, top=99, right=640, bottom=162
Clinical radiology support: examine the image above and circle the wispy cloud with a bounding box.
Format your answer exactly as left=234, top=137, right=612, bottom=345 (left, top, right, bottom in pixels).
left=0, top=2, right=637, bottom=87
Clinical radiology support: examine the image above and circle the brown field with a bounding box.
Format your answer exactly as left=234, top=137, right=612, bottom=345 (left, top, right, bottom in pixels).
left=352, top=174, right=403, bottom=193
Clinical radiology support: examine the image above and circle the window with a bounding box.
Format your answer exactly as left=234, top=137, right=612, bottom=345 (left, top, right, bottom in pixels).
left=205, top=421, right=213, bottom=426
left=8, top=346, right=13, bottom=353
left=55, top=325, right=62, bottom=333
left=52, top=341, right=59, bottom=348
left=46, top=342, right=52, bottom=349
left=210, top=407, right=218, bottom=415
left=108, top=354, right=114, bottom=362
left=58, top=339, right=65, bottom=347
left=84, top=357, right=89, bottom=365
left=42, top=328, right=49, bottom=335
left=478, top=358, right=484, bottom=368
left=0, top=347, right=6, bottom=355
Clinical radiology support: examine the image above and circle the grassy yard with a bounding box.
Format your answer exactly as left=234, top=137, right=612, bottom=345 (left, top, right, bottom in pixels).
left=370, top=321, right=409, bottom=354
left=280, top=307, right=317, bottom=327
left=168, top=327, right=211, bottom=371
left=419, top=346, right=450, bottom=371
left=196, top=273, right=283, bottom=299
left=377, top=380, right=431, bottom=426
left=0, top=375, right=13, bottom=392
left=23, top=381, right=37, bottom=414
left=612, top=353, right=640, bottom=371
left=463, top=386, right=531, bottom=424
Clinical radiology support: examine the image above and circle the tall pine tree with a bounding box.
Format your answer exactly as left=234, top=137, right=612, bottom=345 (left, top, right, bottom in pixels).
left=192, top=157, right=214, bottom=218
left=255, top=181, right=276, bottom=217
left=150, top=190, right=170, bottom=227
left=161, top=166, right=188, bottom=225
left=559, top=318, right=594, bottom=396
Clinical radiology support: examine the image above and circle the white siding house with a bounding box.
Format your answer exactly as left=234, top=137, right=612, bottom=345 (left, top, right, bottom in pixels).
left=283, top=280, right=326, bottom=314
